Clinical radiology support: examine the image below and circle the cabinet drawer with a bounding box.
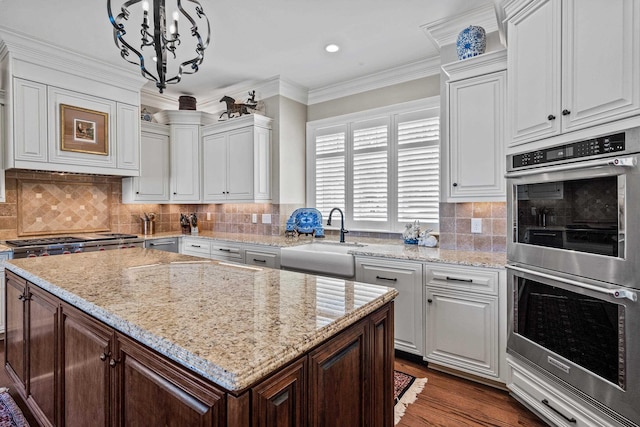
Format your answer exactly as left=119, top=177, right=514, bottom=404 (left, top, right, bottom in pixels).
left=210, top=243, right=244, bottom=262
left=507, top=357, right=618, bottom=427
left=181, top=237, right=211, bottom=258
left=245, top=250, right=279, bottom=269
left=426, top=264, right=498, bottom=295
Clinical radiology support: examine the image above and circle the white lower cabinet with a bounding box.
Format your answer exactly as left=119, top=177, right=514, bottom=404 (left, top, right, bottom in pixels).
left=181, top=237, right=212, bottom=258
left=355, top=257, right=423, bottom=356
left=424, top=264, right=502, bottom=381
left=245, top=246, right=280, bottom=269
left=507, top=355, right=624, bottom=427
left=209, top=241, right=244, bottom=263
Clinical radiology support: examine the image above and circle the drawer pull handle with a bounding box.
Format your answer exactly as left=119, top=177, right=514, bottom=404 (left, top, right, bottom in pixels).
left=445, top=276, right=473, bottom=283
left=191, top=245, right=202, bottom=248
left=376, top=276, right=397, bottom=282
left=219, top=248, right=231, bottom=252
left=253, top=259, right=266, bottom=263
left=541, top=399, right=577, bottom=423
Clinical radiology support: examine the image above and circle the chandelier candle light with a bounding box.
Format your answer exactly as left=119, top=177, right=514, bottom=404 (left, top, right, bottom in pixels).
left=107, top=0, right=211, bottom=93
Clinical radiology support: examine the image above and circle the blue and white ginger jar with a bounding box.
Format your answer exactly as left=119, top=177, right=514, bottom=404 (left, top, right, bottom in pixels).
left=456, top=25, right=486, bottom=60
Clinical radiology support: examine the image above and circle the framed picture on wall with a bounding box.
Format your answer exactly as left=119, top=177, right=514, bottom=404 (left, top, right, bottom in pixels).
left=60, top=104, right=109, bottom=155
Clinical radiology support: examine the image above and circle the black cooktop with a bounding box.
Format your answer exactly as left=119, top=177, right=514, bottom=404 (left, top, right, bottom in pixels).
left=5, top=236, right=86, bottom=247
left=5, top=233, right=139, bottom=247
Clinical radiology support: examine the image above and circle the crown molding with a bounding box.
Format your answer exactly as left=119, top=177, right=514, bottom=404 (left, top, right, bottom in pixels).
left=442, top=49, right=507, bottom=82
left=140, top=89, right=180, bottom=111
left=0, top=27, right=146, bottom=93
left=421, top=3, right=499, bottom=49
left=307, top=57, right=440, bottom=105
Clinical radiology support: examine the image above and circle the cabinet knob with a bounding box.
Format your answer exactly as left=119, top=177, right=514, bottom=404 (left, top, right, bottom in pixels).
left=136, top=191, right=140, bottom=194
left=100, top=352, right=109, bottom=362
left=452, top=183, right=458, bottom=187
left=547, top=114, right=556, bottom=121
left=173, top=192, right=177, bottom=195
left=427, top=299, right=433, bottom=303
left=109, top=358, right=120, bottom=368
left=562, top=109, right=571, bottom=116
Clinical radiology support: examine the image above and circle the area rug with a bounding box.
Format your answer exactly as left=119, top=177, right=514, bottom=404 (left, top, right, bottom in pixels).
left=0, top=388, right=29, bottom=427
left=394, top=370, right=427, bottom=425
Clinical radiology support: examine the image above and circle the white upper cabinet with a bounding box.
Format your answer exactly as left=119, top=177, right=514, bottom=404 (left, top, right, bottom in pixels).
left=202, top=114, right=272, bottom=203
left=1, top=31, right=144, bottom=176
left=170, top=124, right=201, bottom=202
left=442, top=50, right=507, bottom=202
left=507, top=0, right=640, bottom=149
left=122, top=122, right=170, bottom=202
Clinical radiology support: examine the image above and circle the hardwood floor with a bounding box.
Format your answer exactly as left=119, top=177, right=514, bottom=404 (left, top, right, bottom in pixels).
left=0, top=339, right=545, bottom=427
left=395, top=356, right=548, bottom=427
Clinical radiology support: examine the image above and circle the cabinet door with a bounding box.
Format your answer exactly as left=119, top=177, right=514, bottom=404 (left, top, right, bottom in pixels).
left=116, top=103, right=140, bottom=171
left=252, top=358, right=306, bottom=427
left=356, top=259, right=423, bottom=355
left=13, top=78, right=48, bottom=163
left=245, top=250, right=280, bottom=269
left=5, top=272, right=27, bottom=389
left=227, top=128, right=254, bottom=200
left=507, top=0, right=562, bottom=147
left=561, top=0, right=640, bottom=133
left=134, top=130, right=170, bottom=201
left=27, top=285, right=59, bottom=426
left=308, top=320, right=368, bottom=427
left=202, top=133, right=228, bottom=202
left=170, top=125, right=200, bottom=202
left=114, top=334, right=225, bottom=426
left=425, top=288, right=499, bottom=379
left=61, top=304, right=113, bottom=427
left=448, top=71, right=506, bottom=201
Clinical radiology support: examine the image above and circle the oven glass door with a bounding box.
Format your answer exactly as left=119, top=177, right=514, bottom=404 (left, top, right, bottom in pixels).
left=508, top=265, right=640, bottom=425
left=514, top=272, right=623, bottom=387
left=507, top=154, right=640, bottom=288
left=514, top=175, right=621, bottom=257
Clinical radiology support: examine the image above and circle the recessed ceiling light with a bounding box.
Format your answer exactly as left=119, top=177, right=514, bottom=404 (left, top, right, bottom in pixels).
left=325, top=44, right=340, bottom=53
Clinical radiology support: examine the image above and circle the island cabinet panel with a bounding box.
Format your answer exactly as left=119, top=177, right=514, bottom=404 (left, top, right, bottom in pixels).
left=27, top=286, right=59, bottom=426
left=5, top=272, right=27, bottom=390
left=115, top=334, right=227, bottom=427
left=251, top=357, right=306, bottom=427
left=370, top=303, right=394, bottom=427
left=4, top=272, right=58, bottom=427
left=308, top=320, right=367, bottom=427
left=61, top=304, right=113, bottom=427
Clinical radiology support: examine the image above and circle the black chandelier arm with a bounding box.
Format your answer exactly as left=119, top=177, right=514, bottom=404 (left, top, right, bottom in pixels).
left=108, top=0, right=211, bottom=93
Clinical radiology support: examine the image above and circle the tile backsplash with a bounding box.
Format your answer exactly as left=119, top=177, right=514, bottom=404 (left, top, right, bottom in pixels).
left=438, top=202, right=507, bottom=252
left=0, top=171, right=507, bottom=253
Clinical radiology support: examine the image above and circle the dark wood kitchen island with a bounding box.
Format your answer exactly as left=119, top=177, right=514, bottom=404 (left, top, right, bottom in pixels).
left=4, top=248, right=397, bottom=426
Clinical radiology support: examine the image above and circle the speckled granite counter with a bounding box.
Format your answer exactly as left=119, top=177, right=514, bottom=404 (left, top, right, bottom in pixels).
left=142, top=231, right=507, bottom=268
left=5, top=249, right=398, bottom=392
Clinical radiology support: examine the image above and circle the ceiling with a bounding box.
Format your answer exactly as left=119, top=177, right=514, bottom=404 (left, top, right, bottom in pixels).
left=0, top=0, right=494, bottom=101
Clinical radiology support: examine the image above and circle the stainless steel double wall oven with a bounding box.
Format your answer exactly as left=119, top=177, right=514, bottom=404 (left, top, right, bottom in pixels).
left=505, top=127, right=640, bottom=426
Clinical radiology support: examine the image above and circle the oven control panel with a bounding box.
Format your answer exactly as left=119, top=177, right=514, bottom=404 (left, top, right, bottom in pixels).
left=512, top=132, right=626, bottom=169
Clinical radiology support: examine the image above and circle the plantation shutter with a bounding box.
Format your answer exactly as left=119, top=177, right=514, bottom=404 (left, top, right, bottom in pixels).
left=315, top=127, right=346, bottom=219
left=397, top=113, right=440, bottom=223
left=352, top=120, right=389, bottom=224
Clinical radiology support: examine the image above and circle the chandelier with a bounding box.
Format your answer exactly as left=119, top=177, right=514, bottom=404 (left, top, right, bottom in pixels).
left=107, top=0, right=211, bottom=93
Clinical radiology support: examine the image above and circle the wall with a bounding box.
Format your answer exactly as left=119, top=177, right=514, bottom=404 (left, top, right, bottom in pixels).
left=438, top=202, right=506, bottom=252
left=0, top=170, right=299, bottom=238
left=307, top=76, right=440, bottom=122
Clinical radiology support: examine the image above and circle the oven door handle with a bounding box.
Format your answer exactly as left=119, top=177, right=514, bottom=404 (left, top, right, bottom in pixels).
left=507, top=265, right=638, bottom=302
left=505, top=156, right=637, bottom=178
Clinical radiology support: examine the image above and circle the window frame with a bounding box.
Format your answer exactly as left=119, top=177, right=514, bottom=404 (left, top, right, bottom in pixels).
left=306, top=96, right=440, bottom=233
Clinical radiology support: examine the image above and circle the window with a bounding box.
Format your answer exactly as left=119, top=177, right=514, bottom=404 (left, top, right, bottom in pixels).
left=307, top=98, right=440, bottom=233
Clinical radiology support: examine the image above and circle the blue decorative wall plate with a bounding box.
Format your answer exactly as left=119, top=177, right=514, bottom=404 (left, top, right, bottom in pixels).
left=285, top=208, right=325, bottom=237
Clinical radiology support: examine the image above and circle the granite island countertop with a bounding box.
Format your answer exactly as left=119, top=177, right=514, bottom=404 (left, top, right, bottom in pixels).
left=5, top=249, right=398, bottom=392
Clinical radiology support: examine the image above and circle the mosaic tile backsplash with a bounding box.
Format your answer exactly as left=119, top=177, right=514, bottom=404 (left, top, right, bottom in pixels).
left=18, top=180, right=111, bottom=235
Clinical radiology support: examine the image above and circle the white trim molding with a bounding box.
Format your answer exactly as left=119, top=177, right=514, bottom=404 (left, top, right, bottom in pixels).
left=421, top=3, right=499, bottom=50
